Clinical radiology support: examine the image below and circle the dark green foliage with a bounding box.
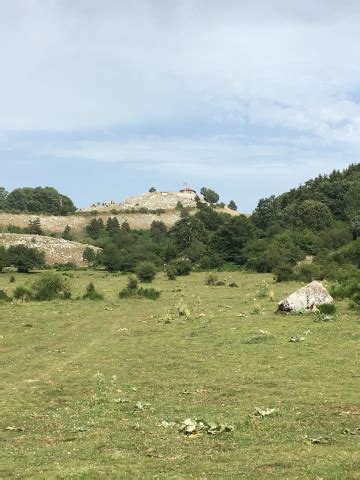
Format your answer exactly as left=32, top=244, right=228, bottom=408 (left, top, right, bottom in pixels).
left=9, top=275, right=15, bottom=283
left=31, top=272, right=71, bottom=301
left=119, top=285, right=160, bottom=300
left=0, top=289, right=11, bottom=302
left=25, top=218, right=43, bottom=235
left=351, top=215, right=360, bottom=240
left=169, top=216, right=207, bottom=250
left=330, top=280, right=360, bottom=306
left=0, top=187, right=8, bottom=210
left=83, top=247, right=97, bottom=266
left=293, top=200, right=333, bottom=231
left=62, top=225, right=73, bottom=240
left=318, top=303, right=337, bottom=315
left=106, top=217, right=120, bottom=235
left=229, top=282, right=238, bottom=288
left=166, top=266, right=177, bottom=280
left=13, top=285, right=32, bottom=301
left=121, top=220, right=131, bottom=232
left=83, top=282, right=104, bottom=300
left=212, top=215, right=256, bottom=263
left=200, top=187, right=219, bottom=204
left=7, top=245, right=45, bottom=273
left=167, top=258, right=191, bottom=276
left=228, top=200, right=237, bottom=211
left=150, top=220, right=167, bottom=240
left=0, top=246, right=8, bottom=272
left=136, top=261, right=157, bottom=283
left=273, top=263, right=294, bottom=282
left=54, top=262, right=78, bottom=271
left=86, top=218, right=105, bottom=239
left=127, top=275, right=139, bottom=290
left=4, top=187, right=76, bottom=215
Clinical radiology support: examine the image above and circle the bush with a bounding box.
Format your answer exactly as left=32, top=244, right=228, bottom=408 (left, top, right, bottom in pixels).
left=166, top=266, right=177, bottom=280
left=138, top=287, right=160, bottom=300
left=7, top=245, right=46, bottom=273
left=274, top=263, right=294, bottom=282
left=167, top=258, right=191, bottom=276
left=13, top=285, right=32, bottom=301
left=0, top=289, right=11, bottom=302
left=127, top=275, right=139, bottom=290
left=119, top=286, right=160, bottom=300
left=318, top=303, right=337, bottom=315
left=9, top=275, right=15, bottom=283
left=83, top=282, right=104, bottom=300
left=54, top=262, right=78, bottom=271
left=31, top=272, right=71, bottom=301
left=330, top=280, right=360, bottom=306
left=136, top=261, right=157, bottom=283
left=205, top=273, right=218, bottom=286
left=229, top=282, right=238, bottom=288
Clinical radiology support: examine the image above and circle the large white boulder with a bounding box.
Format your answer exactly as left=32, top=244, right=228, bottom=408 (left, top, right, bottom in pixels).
left=278, top=281, right=334, bottom=313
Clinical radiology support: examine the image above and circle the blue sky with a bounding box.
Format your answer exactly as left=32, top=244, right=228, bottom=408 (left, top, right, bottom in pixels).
left=1, top=0, right=360, bottom=212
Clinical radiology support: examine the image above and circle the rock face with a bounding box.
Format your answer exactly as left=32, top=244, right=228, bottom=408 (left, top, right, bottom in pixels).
left=278, top=281, right=334, bottom=312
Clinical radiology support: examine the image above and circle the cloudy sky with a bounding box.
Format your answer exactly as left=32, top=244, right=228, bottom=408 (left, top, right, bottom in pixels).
left=1, top=0, right=360, bottom=211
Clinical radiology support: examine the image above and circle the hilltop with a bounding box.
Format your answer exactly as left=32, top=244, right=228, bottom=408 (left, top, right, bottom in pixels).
left=0, top=189, right=239, bottom=235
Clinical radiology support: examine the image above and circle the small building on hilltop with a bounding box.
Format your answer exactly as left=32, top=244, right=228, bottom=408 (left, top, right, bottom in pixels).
left=179, top=187, right=197, bottom=194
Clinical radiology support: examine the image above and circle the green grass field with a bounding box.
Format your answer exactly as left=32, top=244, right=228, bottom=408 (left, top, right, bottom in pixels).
left=0, top=271, right=359, bottom=479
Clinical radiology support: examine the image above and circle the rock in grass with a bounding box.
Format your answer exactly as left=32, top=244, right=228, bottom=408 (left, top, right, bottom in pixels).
left=277, top=281, right=333, bottom=313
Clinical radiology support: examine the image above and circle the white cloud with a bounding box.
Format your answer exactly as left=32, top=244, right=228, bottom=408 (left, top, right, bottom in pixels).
left=0, top=0, right=360, bottom=145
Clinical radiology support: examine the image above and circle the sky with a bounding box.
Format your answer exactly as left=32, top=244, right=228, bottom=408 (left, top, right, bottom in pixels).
left=1, top=0, right=360, bottom=212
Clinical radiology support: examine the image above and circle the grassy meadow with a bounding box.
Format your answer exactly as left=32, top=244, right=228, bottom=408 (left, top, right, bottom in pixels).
left=0, top=271, right=359, bottom=479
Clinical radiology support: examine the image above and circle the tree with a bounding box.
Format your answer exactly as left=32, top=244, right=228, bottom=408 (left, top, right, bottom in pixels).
left=7, top=245, right=45, bottom=273
left=169, top=216, right=207, bottom=250
left=228, top=200, right=237, bottom=211
left=62, top=225, right=73, bottom=241
left=0, top=187, right=8, bottom=210
left=351, top=215, right=360, bottom=241
left=121, top=220, right=131, bottom=232
left=212, top=215, right=256, bottom=263
left=83, top=247, right=97, bottom=266
left=251, top=195, right=281, bottom=230
left=4, top=187, right=76, bottom=215
left=25, top=218, right=43, bottom=235
left=106, top=217, right=120, bottom=235
left=150, top=220, right=167, bottom=240
left=136, top=261, right=157, bottom=283
left=0, top=246, right=8, bottom=272
left=200, top=187, right=219, bottom=205
left=149, top=187, right=157, bottom=193
left=295, top=200, right=333, bottom=231
left=86, top=218, right=105, bottom=239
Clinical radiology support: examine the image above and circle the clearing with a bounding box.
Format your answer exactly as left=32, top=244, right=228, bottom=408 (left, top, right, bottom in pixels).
left=0, top=271, right=359, bottom=478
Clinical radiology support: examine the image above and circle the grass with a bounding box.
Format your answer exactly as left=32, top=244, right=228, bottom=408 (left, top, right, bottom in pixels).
left=0, top=271, right=359, bottom=479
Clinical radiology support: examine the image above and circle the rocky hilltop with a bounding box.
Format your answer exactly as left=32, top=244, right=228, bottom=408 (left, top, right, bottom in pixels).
left=0, top=233, right=100, bottom=265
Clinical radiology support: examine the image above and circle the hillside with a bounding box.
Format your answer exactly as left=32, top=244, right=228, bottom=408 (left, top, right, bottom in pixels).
left=0, top=233, right=100, bottom=265
left=0, top=191, right=239, bottom=234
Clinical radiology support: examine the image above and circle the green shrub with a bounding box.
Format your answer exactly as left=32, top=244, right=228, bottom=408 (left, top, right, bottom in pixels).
left=119, top=286, right=160, bottom=300
left=54, top=262, right=78, bottom=271
left=13, top=285, right=32, bottom=301
left=138, top=287, right=160, bottom=300
left=9, top=275, right=15, bottom=283
left=0, top=289, right=11, bottom=302
left=330, top=280, right=360, bottom=306
left=318, top=303, right=337, bottom=315
left=31, top=272, right=71, bottom=301
left=229, top=282, right=238, bottom=288
left=83, top=282, right=104, bottom=300
left=168, top=258, right=191, bottom=276
left=166, top=266, right=177, bottom=280
left=274, top=263, right=294, bottom=282
left=136, top=261, right=157, bottom=283
left=205, top=273, right=218, bottom=286
left=127, top=275, right=139, bottom=289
